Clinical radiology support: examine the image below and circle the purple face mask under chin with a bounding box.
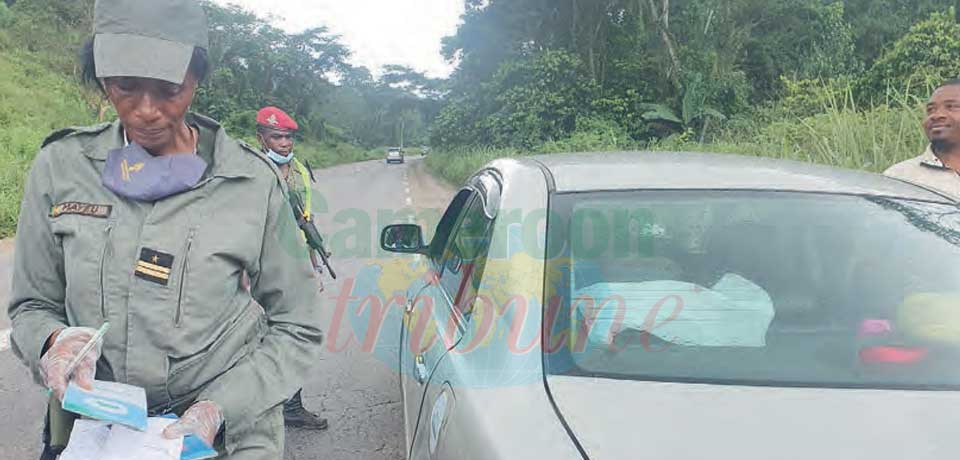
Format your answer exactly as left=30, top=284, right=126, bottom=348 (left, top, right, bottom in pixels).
left=102, top=142, right=207, bottom=202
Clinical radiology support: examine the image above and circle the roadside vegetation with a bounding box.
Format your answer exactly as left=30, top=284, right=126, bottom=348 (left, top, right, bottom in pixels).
left=428, top=81, right=927, bottom=186
left=426, top=2, right=952, bottom=185
left=0, top=43, right=96, bottom=237
left=2, top=1, right=959, bottom=234
left=0, top=0, right=437, bottom=237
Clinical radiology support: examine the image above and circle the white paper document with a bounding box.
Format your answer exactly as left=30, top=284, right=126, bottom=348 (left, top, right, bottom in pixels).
left=59, top=417, right=184, bottom=460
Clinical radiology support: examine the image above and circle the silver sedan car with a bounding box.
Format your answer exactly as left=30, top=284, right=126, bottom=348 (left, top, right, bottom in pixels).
left=380, top=152, right=960, bottom=460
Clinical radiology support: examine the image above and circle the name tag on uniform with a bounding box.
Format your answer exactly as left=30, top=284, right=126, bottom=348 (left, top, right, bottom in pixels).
left=134, top=248, right=174, bottom=286
left=50, top=202, right=112, bottom=219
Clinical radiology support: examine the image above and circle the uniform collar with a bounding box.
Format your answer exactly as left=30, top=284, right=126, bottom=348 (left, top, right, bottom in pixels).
left=82, top=113, right=253, bottom=179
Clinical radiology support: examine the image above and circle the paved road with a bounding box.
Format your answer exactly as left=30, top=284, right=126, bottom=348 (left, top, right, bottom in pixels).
left=0, top=156, right=455, bottom=459
left=0, top=237, right=39, bottom=460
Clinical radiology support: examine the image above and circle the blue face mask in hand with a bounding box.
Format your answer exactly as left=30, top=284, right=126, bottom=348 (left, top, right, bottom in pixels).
left=265, top=148, right=294, bottom=165
left=102, top=143, right=207, bottom=202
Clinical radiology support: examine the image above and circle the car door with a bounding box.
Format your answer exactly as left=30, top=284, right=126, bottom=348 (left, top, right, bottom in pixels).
left=400, top=189, right=473, bottom=453
left=409, top=173, right=500, bottom=459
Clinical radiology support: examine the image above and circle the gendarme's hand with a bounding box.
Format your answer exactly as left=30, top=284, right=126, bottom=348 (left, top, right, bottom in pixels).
left=162, top=400, right=224, bottom=448
left=39, top=327, right=103, bottom=401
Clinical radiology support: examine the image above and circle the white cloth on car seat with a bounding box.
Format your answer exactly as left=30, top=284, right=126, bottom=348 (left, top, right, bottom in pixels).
left=573, top=273, right=774, bottom=347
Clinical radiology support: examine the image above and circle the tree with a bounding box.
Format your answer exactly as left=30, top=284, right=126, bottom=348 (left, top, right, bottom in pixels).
left=432, top=49, right=594, bottom=149
left=193, top=2, right=355, bottom=139
left=859, top=10, right=960, bottom=99
left=843, top=0, right=952, bottom=67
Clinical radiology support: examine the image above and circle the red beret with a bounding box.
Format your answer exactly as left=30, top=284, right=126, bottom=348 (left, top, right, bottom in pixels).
left=256, top=106, right=299, bottom=131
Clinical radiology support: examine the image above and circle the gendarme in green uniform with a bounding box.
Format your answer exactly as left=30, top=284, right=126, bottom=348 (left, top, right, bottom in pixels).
left=8, top=113, right=323, bottom=456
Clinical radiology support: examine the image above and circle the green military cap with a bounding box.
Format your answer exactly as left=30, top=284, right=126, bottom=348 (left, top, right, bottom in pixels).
left=93, top=0, right=208, bottom=85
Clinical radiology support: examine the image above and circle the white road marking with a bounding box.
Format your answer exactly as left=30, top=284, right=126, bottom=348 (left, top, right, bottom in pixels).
left=405, top=197, right=413, bottom=206
left=0, top=328, right=11, bottom=353
left=405, top=187, right=411, bottom=194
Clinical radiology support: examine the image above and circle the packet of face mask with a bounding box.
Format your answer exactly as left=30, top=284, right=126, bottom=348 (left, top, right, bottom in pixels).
left=158, top=413, right=219, bottom=460
left=61, top=380, right=148, bottom=431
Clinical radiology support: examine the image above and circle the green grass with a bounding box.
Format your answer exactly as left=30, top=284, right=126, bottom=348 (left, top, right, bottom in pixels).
left=293, top=140, right=382, bottom=169
left=427, top=86, right=928, bottom=186
left=651, top=87, right=926, bottom=172
left=0, top=48, right=96, bottom=237
left=425, top=146, right=522, bottom=186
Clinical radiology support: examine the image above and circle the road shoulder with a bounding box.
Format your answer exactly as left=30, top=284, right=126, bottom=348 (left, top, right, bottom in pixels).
left=409, top=159, right=456, bottom=212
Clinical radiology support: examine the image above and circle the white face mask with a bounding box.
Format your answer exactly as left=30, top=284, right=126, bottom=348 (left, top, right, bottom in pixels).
left=265, top=148, right=294, bottom=165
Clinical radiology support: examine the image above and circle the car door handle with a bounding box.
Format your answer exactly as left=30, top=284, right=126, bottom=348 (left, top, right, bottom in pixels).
left=414, top=354, right=428, bottom=384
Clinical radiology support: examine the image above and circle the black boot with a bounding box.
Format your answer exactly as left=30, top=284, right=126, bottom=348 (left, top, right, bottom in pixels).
left=284, top=389, right=328, bottom=430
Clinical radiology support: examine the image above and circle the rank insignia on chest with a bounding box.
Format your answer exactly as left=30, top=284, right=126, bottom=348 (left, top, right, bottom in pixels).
left=135, top=248, right=174, bottom=286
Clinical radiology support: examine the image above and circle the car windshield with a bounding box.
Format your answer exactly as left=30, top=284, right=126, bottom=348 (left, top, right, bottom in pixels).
left=543, top=191, right=960, bottom=390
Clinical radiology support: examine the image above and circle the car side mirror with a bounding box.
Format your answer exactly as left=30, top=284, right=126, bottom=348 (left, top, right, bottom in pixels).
left=381, top=224, right=427, bottom=254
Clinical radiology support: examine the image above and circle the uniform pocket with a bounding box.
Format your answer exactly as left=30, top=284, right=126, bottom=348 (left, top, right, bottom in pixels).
left=98, top=224, right=114, bottom=319
left=53, top=215, right=116, bottom=324
left=175, top=229, right=196, bottom=327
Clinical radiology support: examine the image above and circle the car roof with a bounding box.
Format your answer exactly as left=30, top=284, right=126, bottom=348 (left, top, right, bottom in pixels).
left=513, top=151, right=955, bottom=202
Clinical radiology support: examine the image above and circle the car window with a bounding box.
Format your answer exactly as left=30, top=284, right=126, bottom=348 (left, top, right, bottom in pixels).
left=544, top=190, right=960, bottom=390
left=437, top=194, right=496, bottom=318
left=429, top=190, right=473, bottom=263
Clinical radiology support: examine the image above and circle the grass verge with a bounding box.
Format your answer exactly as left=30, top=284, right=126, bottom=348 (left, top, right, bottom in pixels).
left=426, top=88, right=926, bottom=185
left=0, top=49, right=96, bottom=237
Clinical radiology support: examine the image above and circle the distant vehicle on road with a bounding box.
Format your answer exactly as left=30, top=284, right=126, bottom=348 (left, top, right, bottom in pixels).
left=381, top=151, right=960, bottom=460
left=386, top=147, right=404, bottom=164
